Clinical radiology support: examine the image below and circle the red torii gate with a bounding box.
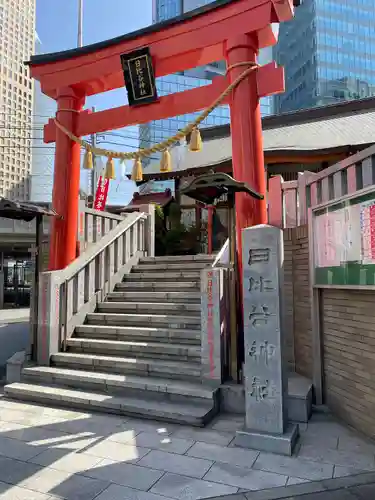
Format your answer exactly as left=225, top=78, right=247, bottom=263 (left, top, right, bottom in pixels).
left=29, top=0, right=295, bottom=271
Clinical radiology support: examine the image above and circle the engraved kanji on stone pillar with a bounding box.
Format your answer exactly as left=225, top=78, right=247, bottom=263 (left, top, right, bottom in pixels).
left=242, top=225, right=285, bottom=433
left=235, top=224, right=298, bottom=456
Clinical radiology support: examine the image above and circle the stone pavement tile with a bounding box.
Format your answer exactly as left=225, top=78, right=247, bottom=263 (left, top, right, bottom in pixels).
left=204, top=463, right=288, bottom=491
left=0, top=435, right=48, bottom=460
left=151, top=472, right=239, bottom=500
left=244, top=481, right=327, bottom=500
left=47, top=415, right=124, bottom=436
left=0, top=400, right=83, bottom=422
left=286, top=477, right=310, bottom=485
left=337, top=435, right=375, bottom=454
left=106, top=428, right=140, bottom=445
left=304, top=420, right=353, bottom=438
left=137, top=449, right=213, bottom=479
left=0, top=421, right=99, bottom=452
left=349, top=482, right=375, bottom=499
left=210, top=416, right=244, bottom=433
left=118, top=418, right=177, bottom=435
left=0, top=456, right=43, bottom=485
left=301, top=490, right=358, bottom=499
left=0, top=424, right=81, bottom=447
left=0, top=421, right=27, bottom=435
left=298, top=433, right=338, bottom=450
left=95, top=484, right=169, bottom=500
left=207, top=494, right=245, bottom=500
left=82, top=458, right=164, bottom=490
left=29, top=448, right=103, bottom=474
left=0, top=408, right=50, bottom=425
left=333, top=465, right=367, bottom=478
left=298, top=444, right=375, bottom=470
left=0, top=399, right=44, bottom=413
left=121, top=431, right=195, bottom=455
left=0, top=410, right=76, bottom=431
left=81, top=438, right=150, bottom=463
left=0, top=482, right=52, bottom=500
left=187, top=442, right=259, bottom=468
left=20, top=467, right=110, bottom=500
left=171, top=427, right=234, bottom=446
left=321, top=472, right=375, bottom=490
left=253, top=453, right=334, bottom=481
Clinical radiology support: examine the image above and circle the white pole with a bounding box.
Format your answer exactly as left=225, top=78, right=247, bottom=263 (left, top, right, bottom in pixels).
left=77, top=0, right=83, bottom=48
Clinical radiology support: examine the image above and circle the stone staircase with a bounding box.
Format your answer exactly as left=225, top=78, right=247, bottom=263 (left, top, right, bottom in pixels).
left=5, top=255, right=220, bottom=426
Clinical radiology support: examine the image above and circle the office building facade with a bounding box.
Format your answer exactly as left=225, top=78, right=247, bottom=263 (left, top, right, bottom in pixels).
left=30, top=37, right=56, bottom=203
left=274, top=0, right=375, bottom=114
left=0, top=0, right=36, bottom=200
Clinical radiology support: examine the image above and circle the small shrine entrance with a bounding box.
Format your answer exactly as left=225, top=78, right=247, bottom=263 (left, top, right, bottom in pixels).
left=27, top=0, right=295, bottom=272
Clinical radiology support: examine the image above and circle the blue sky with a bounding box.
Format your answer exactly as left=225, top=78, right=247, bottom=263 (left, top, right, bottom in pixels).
left=36, top=0, right=153, bottom=204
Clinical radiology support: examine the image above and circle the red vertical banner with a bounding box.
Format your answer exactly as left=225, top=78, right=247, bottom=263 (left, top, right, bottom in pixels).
left=94, top=176, right=110, bottom=211
left=370, top=204, right=375, bottom=260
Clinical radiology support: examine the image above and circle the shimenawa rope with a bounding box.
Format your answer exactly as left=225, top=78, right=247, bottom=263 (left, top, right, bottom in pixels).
left=53, top=62, right=259, bottom=163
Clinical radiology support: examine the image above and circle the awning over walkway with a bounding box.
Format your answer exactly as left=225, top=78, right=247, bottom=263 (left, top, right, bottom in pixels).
left=0, top=198, right=58, bottom=222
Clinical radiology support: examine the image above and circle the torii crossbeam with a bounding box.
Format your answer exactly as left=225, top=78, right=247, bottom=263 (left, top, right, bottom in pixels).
left=28, top=0, right=295, bottom=270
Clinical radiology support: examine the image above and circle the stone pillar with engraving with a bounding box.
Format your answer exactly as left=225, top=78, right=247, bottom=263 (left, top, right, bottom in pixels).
left=234, top=224, right=299, bottom=455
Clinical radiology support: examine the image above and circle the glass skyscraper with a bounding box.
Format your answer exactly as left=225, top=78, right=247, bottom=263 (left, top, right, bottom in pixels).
left=274, top=0, right=375, bottom=114
left=141, top=0, right=273, bottom=193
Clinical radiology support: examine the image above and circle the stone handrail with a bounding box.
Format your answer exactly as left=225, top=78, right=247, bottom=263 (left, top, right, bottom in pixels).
left=36, top=208, right=154, bottom=365
left=212, top=238, right=229, bottom=267
left=77, top=204, right=127, bottom=250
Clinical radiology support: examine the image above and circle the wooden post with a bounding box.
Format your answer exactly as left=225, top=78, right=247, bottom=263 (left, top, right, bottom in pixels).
left=268, top=176, right=284, bottom=227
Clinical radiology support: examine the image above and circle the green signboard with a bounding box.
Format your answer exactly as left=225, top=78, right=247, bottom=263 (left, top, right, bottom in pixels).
left=314, top=190, right=375, bottom=286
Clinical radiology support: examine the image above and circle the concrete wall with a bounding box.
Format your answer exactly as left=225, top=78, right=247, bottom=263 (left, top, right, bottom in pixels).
left=283, top=225, right=313, bottom=379
left=322, top=289, right=375, bottom=437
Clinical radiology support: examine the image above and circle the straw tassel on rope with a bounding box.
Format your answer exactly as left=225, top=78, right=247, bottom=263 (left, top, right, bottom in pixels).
left=105, top=157, right=116, bottom=180
left=160, top=149, right=172, bottom=173
left=132, top=157, right=143, bottom=182
left=189, top=126, right=202, bottom=152
left=83, top=149, right=93, bottom=170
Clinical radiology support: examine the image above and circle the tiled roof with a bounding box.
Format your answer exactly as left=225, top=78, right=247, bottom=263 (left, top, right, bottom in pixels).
left=128, top=190, right=174, bottom=207
left=143, top=105, right=375, bottom=176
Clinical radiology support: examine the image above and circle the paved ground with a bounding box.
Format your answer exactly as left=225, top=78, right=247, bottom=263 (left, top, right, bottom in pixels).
left=0, top=309, right=30, bottom=378
left=0, top=308, right=30, bottom=324
left=0, top=396, right=374, bottom=500
left=212, top=472, right=375, bottom=499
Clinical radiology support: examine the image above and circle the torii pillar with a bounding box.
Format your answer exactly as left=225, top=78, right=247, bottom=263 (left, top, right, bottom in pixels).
left=27, top=0, right=295, bottom=271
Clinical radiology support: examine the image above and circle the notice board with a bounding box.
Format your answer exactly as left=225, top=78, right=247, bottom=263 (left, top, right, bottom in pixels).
left=314, top=190, right=375, bottom=286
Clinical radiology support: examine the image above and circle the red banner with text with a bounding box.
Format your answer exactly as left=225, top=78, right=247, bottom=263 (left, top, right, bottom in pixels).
left=94, top=176, right=110, bottom=211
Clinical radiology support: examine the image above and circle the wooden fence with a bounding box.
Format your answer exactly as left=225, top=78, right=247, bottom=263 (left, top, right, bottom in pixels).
left=268, top=143, right=375, bottom=228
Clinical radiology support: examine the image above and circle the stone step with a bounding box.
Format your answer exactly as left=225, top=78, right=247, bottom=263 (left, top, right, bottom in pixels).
left=125, top=272, right=201, bottom=282
left=4, top=382, right=217, bottom=426
left=133, top=262, right=210, bottom=272
left=21, top=367, right=215, bottom=405
left=139, top=255, right=214, bottom=264
left=107, top=291, right=201, bottom=304
left=97, top=301, right=201, bottom=316
left=67, top=338, right=201, bottom=362
left=75, top=325, right=201, bottom=345
left=115, top=281, right=200, bottom=291
left=51, top=352, right=202, bottom=381
left=86, top=312, right=201, bottom=330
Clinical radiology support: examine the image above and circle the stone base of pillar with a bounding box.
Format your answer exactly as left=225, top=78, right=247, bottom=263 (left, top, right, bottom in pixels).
left=233, top=424, right=299, bottom=456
